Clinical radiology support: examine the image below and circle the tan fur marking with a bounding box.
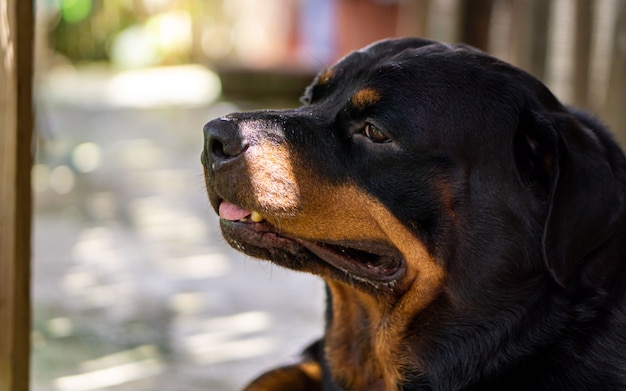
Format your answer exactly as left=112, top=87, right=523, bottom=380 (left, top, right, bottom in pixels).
left=368, top=199, right=445, bottom=391
left=319, top=68, right=334, bottom=85
left=298, top=361, right=323, bottom=382
left=435, top=179, right=456, bottom=218
left=325, top=281, right=383, bottom=388
left=244, top=362, right=323, bottom=391
left=265, top=183, right=444, bottom=390
left=351, top=88, right=381, bottom=109
left=244, top=138, right=301, bottom=216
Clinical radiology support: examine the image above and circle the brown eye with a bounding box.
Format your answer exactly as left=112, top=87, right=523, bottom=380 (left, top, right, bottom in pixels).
left=363, top=123, right=391, bottom=143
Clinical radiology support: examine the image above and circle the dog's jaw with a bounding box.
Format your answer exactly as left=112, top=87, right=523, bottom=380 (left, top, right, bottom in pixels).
left=215, top=197, right=407, bottom=289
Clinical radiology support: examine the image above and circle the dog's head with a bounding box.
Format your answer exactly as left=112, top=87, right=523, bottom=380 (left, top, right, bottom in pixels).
left=202, top=37, right=625, bottom=311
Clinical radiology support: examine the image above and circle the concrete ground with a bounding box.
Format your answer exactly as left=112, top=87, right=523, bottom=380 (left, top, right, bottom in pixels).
left=32, top=69, right=325, bottom=391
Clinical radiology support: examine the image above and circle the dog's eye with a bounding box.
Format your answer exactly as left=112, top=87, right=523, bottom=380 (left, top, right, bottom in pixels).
left=363, top=123, right=391, bottom=143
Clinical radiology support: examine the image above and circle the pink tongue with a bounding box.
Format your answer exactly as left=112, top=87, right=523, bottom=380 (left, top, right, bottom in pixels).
left=219, top=202, right=251, bottom=221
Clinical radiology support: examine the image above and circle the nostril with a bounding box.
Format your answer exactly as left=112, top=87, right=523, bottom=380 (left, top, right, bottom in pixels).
left=208, top=135, right=247, bottom=159
left=209, top=137, right=226, bottom=158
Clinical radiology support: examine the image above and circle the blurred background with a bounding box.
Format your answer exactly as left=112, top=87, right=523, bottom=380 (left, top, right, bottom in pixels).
left=31, top=0, right=625, bottom=390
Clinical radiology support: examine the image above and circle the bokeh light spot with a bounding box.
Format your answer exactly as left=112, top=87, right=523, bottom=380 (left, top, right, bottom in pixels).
left=72, top=142, right=102, bottom=173
left=60, top=0, right=92, bottom=24
left=49, top=165, right=76, bottom=194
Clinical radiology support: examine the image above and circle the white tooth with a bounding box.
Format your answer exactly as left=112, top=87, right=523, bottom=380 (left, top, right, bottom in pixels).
left=250, top=211, right=264, bottom=222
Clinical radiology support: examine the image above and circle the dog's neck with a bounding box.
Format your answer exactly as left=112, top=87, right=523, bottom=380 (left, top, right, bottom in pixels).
left=323, top=280, right=398, bottom=390
left=323, top=273, right=443, bottom=391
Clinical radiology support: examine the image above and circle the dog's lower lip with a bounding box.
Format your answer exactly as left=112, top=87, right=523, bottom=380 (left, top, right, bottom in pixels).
left=220, top=217, right=404, bottom=283
left=295, top=239, right=404, bottom=282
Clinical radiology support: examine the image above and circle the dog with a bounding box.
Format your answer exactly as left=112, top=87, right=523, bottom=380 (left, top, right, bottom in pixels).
left=202, top=38, right=626, bottom=390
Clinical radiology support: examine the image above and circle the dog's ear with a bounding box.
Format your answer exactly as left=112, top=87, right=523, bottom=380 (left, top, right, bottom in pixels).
left=515, top=110, right=624, bottom=290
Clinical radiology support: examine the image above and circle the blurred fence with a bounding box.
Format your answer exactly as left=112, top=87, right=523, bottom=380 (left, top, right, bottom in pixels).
left=38, top=0, right=626, bottom=139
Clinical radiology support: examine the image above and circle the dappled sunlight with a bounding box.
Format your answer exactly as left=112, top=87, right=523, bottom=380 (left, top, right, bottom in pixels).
left=39, top=65, right=221, bottom=108
left=54, top=346, right=163, bottom=391
left=72, top=142, right=102, bottom=173
left=45, top=317, right=74, bottom=338
left=130, top=195, right=209, bottom=245
left=76, top=282, right=137, bottom=310
left=169, top=292, right=208, bottom=316
left=187, top=311, right=273, bottom=344
left=181, top=311, right=277, bottom=365
left=61, top=270, right=97, bottom=297
left=70, top=227, right=126, bottom=271
left=115, top=139, right=166, bottom=171
left=191, top=336, right=277, bottom=365
left=157, top=254, right=231, bottom=280
left=126, top=169, right=201, bottom=198
left=48, top=165, right=76, bottom=194
left=106, top=65, right=220, bottom=108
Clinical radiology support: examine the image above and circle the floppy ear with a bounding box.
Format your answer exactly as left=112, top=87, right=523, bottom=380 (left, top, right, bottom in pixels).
left=515, top=111, right=625, bottom=290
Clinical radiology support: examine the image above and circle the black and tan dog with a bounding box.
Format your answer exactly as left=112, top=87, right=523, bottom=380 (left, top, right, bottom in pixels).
left=202, top=38, right=626, bottom=390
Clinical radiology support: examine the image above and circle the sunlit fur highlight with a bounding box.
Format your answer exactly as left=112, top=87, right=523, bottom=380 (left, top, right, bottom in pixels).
left=244, top=361, right=323, bottom=391
left=239, top=122, right=301, bottom=217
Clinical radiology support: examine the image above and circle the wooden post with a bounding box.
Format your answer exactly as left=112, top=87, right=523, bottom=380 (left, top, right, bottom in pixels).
left=459, top=0, right=494, bottom=51
left=397, top=0, right=431, bottom=38
left=527, top=0, right=550, bottom=81
left=0, top=0, right=34, bottom=390
left=604, top=1, right=626, bottom=145
left=572, top=0, right=593, bottom=108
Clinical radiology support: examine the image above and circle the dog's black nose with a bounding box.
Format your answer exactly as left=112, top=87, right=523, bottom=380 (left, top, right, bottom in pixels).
left=203, top=117, right=247, bottom=170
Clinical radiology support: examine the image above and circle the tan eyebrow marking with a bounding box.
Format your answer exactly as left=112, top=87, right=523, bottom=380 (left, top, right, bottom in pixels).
left=351, top=88, right=381, bottom=109
left=318, top=68, right=334, bottom=85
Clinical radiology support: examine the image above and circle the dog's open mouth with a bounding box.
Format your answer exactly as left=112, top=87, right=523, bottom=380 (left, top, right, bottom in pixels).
left=218, top=201, right=405, bottom=284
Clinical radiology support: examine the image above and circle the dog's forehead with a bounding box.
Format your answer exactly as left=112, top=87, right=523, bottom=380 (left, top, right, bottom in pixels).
left=307, top=39, right=506, bottom=106
left=303, top=40, right=441, bottom=104
left=327, top=38, right=442, bottom=81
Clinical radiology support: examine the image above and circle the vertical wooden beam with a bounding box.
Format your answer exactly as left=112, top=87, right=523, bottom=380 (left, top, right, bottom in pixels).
left=487, top=0, right=550, bottom=80
left=527, top=0, right=551, bottom=81
left=0, top=0, right=34, bottom=390
left=604, top=0, right=626, bottom=145
left=397, top=0, right=431, bottom=38
left=572, top=0, right=593, bottom=108
left=459, top=0, right=495, bottom=51
left=509, top=0, right=532, bottom=70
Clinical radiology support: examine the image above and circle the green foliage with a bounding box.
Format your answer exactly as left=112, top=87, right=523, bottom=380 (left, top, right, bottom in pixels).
left=50, top=0, right=138, bottom=63
left=59, top=0, right=92, bottom=23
